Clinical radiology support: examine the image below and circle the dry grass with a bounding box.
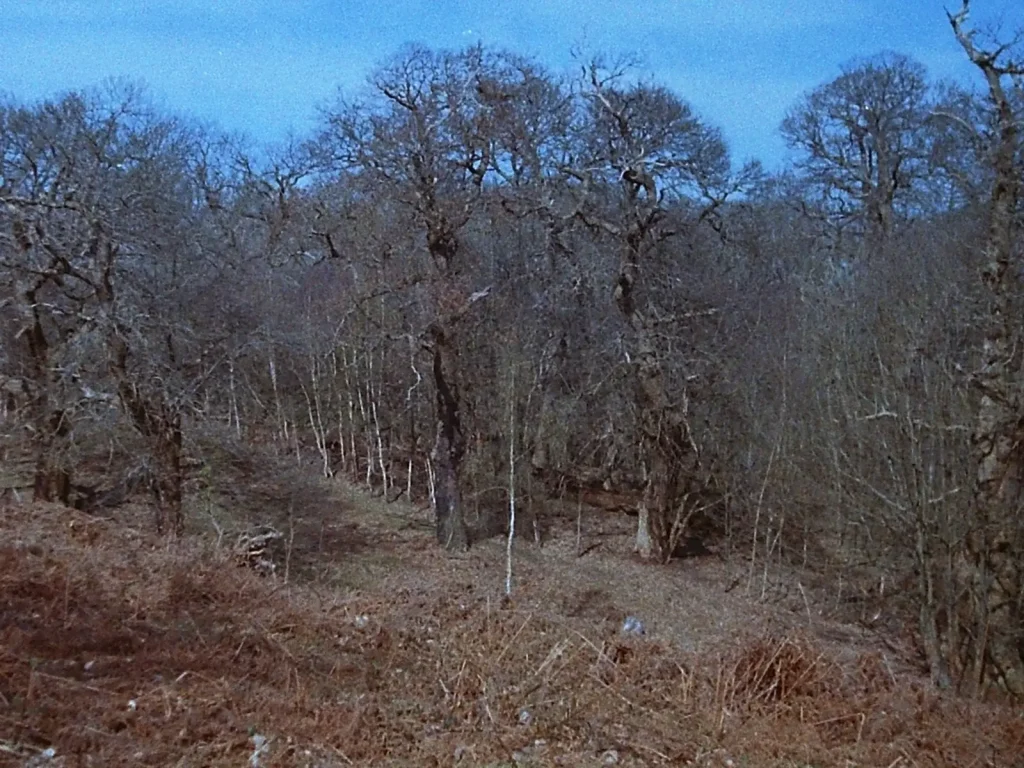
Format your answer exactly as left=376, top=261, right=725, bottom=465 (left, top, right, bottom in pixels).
left=2, top=495, right=1023, bottom=767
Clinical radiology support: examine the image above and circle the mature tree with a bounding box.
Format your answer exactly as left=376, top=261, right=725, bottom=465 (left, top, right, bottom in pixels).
left=562, top=58, right=753, bottom=561
left=781, top=52, right=933, bottom=254
left=102, top=123, right=244, bottom=534
left=315, top=46, right=560, bottom=549
left=0, top=83, right=244, bottom=531
left=946, top=1, right=1024, bottom=698
left=0, top=84, right=165, bottom=504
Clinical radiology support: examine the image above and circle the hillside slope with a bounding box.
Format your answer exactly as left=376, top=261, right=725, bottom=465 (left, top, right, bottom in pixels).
left=1, top=494, right=1021, bottom=767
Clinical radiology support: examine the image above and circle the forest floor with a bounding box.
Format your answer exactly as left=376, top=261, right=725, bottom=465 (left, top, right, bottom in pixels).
left=2, top=470, right=1023, bottom=767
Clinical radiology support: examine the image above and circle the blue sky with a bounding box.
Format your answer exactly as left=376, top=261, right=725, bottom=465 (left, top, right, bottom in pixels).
left=1, top=0, right=1019, bottom=168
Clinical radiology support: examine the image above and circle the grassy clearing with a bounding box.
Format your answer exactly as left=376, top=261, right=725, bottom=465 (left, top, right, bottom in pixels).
left=1, top=490, right=1022, bottom=766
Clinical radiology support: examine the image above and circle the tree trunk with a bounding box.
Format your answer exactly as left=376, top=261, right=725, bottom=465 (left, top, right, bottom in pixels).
left=915, top=521, right=953, bottom=689
left=421, top=209, right=476, bottom=551
left=615, top=223, right=700, bottom=562
left=20, top=285, right=72, bottom=505
left=153, top=413, right=184, bottom=535
left=949, top=5, right=1024, bottom=697
left=32, top=406, right=71, bottom=505
left=429, top=323, right=468, bottom=551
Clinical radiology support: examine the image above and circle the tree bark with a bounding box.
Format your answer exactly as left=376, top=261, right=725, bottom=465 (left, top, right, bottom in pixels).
left=420, top=205, right=477, bottom=551
left=152, top=413, right=184, bottom=535
left=949, top=2, right=1024, bottom=697
left=428, top=321, right=468, bottom=551
left=32, top=406, right=72, bottom=505
left=614, top=217, right=700, bottom=562
left=19, top=282, right=72, bottom=505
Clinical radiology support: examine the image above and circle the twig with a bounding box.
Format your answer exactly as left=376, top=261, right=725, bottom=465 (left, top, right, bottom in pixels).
left=495, top=615, right=532, bottom=664
left=576, top=492, right=583, bottom=556
left=506, top=366, right=516, bottom=596
left=34, top=671, right=110, bottom=696
left=748, top=440, right=778, bottom=595
left=284, top=500, right=295, bottom=584
left=798, top=581, right=814, bottom=624
left=534, top=639, right=571, bottom=677
left=577, top=542, right=602, bottom=557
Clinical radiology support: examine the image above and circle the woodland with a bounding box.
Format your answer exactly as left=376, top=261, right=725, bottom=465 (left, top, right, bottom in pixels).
left=3, top=0, right=1024, bottom=718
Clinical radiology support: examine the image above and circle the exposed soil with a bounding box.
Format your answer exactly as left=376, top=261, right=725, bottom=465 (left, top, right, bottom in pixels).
left=1, top=486, right=1022, bottom=767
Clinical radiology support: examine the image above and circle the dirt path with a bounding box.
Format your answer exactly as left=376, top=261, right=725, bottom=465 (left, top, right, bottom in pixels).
left=314, top=484, right=918, bottom=673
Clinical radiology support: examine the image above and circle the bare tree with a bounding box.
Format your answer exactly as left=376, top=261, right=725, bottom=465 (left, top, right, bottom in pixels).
left=0, top=83, right=262, bottom=532
left=947, top=0, right=1024, bottom=697
left=782, top=52, right=934, bottom=255
left=0, top=84, right=164, bottom=504
left=562, top=58, right=754, bottom=561
left=316, top=46, right=544, bottom=549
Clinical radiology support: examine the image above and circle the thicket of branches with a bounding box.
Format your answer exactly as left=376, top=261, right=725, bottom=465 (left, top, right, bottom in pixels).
left=2, top=2, right=1023, bottom=698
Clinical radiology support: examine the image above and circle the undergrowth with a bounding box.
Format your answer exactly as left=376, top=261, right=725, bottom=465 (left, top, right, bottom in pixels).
left=1, top=501, right=1022, bottom=766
